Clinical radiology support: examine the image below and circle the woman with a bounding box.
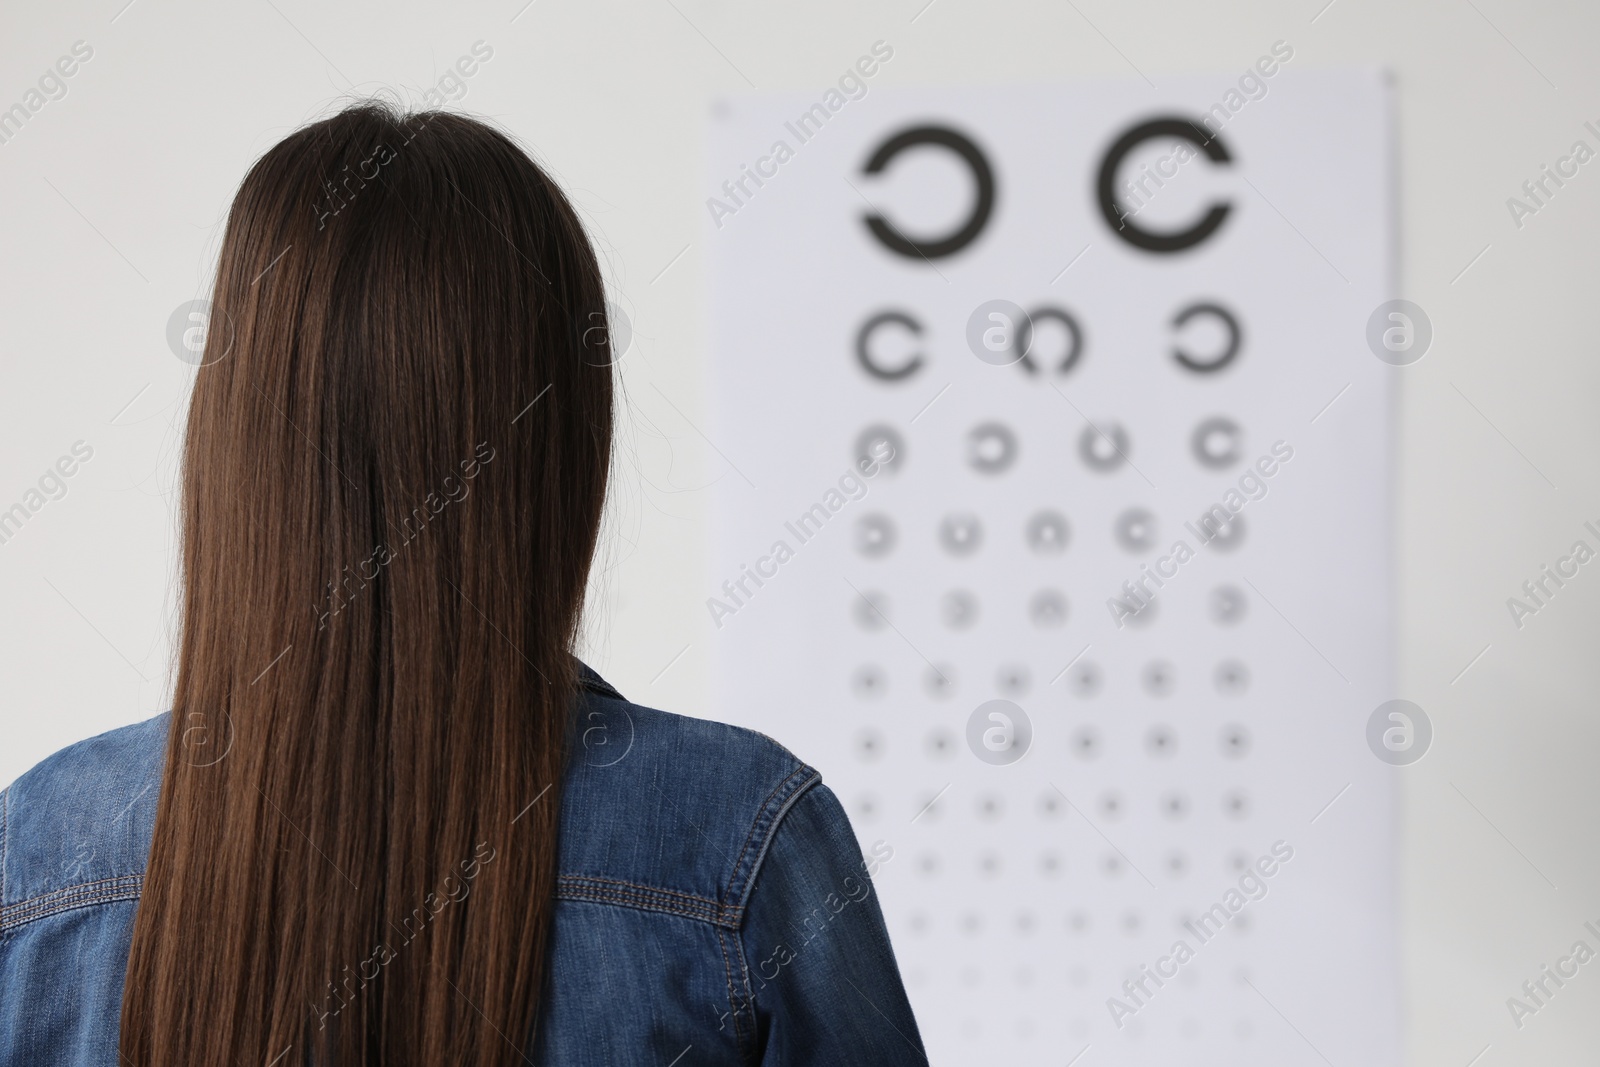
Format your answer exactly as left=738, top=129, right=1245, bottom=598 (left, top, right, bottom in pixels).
left=0, top=103, right=923, bottom=1067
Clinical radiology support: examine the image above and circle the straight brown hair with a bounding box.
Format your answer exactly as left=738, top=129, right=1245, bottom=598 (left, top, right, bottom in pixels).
left=121, top=102, right=614, bottom=1065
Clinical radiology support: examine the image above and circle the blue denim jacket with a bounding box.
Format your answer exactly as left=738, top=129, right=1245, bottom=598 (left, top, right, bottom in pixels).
left=0, top=666, right=924, bottom=1066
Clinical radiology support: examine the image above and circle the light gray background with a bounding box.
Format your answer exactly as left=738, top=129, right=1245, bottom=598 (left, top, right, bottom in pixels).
left=1, top=1, right=1596, bottom=1063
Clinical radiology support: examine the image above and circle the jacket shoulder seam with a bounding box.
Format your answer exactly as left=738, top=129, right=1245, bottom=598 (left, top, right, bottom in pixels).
left=0, top=873, right=144, bottom=933
left=723, top=765, right=821, bottom=909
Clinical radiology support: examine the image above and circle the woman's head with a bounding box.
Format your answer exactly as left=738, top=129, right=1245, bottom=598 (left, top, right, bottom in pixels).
left=191, top=100, right=613, bottom=655
left=123, top=102, right=613, bottom=1065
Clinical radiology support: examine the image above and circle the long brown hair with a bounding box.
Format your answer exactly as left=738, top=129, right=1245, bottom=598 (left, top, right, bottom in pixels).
left=121, top=102, right=614, bottom=1065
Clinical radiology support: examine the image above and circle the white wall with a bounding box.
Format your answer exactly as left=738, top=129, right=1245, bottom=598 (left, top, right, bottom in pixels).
left=2, top=1, right=1597, bottom=1062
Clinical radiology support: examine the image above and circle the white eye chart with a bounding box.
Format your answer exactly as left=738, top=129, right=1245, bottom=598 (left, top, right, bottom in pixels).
left=705, top=67, right=1397, bottom=1065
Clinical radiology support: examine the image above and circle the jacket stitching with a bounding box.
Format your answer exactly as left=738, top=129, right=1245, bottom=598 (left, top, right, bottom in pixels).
left=723, top=766, right=820, bottom=905
left=556, top=877, right=744, bottom=929
left=559, top=873, right=725, bottom=912
left=8, top=885, right=142, bottom=926
left=723, top=766, right=803, bottom=902
left=3, top=872, right=748, bottom=932
left=1, top=787, right=8, bottom=916
left=556, top=886, right=727, bottom=923
left=0, top=873, right=144, bottom=932
left=558, top=888, right=721, bottom=922
left=4, top=871, right=142, bottom=908
left=727, top=927, right=758, bottom=1065
left=714, top=925, right=745, bottom=1056
left=722, top=765, right=810, bottom=902
left=3, top=874, right=144, bottom=922
left=720, top=780, right=825, bottom=1065
left=729, top=772, right=822, bottom=910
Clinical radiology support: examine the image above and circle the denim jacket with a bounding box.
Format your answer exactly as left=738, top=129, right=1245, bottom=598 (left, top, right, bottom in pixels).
left=0, top=665, right=925, bottom=1066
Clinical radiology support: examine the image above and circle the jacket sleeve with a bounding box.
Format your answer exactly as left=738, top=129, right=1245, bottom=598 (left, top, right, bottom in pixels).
left=740, top=782, right=926, bottom=1066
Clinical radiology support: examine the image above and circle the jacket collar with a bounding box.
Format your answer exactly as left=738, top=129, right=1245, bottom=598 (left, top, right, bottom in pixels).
left=576, top=659, right=625, bottom=701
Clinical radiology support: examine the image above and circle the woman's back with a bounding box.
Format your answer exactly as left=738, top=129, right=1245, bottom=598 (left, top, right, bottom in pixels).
left=0, top=664, right=923, bottom=1065
left=0, top=102, right=921, bottom=1065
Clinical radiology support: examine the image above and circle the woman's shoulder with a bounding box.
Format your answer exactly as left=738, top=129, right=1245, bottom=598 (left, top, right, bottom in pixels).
left=561, top=666, right=827, bottom=924
left=0, top=670, right=837, bottom=933
left=1, top=713, right=169, bottom=928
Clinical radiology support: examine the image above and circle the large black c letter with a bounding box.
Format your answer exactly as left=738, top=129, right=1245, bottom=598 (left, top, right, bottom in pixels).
left=861, top=125, right=996, bottom=260
left=1098, top=118, right=1232, bottom=254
